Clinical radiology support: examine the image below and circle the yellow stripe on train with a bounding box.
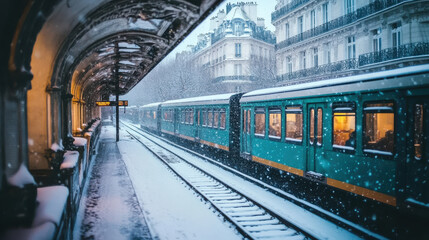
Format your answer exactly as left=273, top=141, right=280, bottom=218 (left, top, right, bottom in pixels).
left=251, top=155, right=396, bottom=206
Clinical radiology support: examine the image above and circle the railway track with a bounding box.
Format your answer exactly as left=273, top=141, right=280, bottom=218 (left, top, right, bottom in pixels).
left=121, top=121, right=313, bottom=240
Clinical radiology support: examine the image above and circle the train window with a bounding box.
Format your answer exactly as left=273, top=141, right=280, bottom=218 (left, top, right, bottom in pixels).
left=285, top=106, right=303, bottom=142
left=247, top=110, right=251, bottom=133
left=414, top=104, right=424, bottom=160
left=197, top=110, right=201, bottom=126
left=202, top=109, right=207, bottom=126
left=181, top=109, right=185, bottom=123
left=208, top=109, right=213, bottom=127
left=243, top=110, right=247, bottom=133
left=333, top=103, right=356, bottom=150
left=220, top=109, right=226, bottom=129
left=363, top=102, right=395, bottom=156
left=153, top=111, right=156, bottom=120
left=317, top=108, right=323, bottom=145
left=255, top=108, right=266, bottom=137
left=269, top=108, right=281, bottom=139
left=309, top=108, right=315, bottom=144
left=190, top=109, right=194, bottom=125
left=214, top=110, right=219, bottom=128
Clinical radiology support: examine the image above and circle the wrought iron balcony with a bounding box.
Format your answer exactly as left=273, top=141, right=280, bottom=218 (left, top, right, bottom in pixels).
left=276, top=0, right=406, bottom=51
left=271, top=0, right=310, bottom=22
left=213, top=75, right=255, bottom=83
left=277, top=59, right=358, bottom=82
left=359, top=42, right=429, bottom=66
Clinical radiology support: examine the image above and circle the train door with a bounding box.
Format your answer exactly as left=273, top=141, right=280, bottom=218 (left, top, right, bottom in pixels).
left=306, top=103, right=324, bottom=173
left=404, top=98, right=429, bottom=209
left=241, top=108, right=252, bottom=156
left=174, top=109, right=179, bottom=134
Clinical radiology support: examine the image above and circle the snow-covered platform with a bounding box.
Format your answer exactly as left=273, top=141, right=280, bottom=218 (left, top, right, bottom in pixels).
left=73, top=125, right=152, bottom=240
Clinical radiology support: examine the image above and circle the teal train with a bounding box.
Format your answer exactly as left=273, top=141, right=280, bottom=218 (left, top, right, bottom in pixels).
left=136, top=64, right=429, bottom=236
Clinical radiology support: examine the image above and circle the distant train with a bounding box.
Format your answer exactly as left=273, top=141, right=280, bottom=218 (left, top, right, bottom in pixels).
left=131, top=64, right=429, bottom=235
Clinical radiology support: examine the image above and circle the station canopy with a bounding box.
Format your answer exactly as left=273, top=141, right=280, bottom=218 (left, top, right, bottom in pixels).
left=37, top=0, right=221, bottom=98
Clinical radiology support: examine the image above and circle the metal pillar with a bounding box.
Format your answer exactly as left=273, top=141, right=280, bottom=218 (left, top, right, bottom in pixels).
left=114, top=42, right=119, bottom=142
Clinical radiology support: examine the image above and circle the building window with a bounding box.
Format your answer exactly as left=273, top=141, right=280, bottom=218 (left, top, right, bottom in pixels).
left=324, top=43, right=331, bottom=64
left=300, top=51, right=306, bottom=69
left=333, top=103, right=356, bottom=150
left=313, top=48, right=318, bottom=67
left=235, top=43, right=241, bottom=57
left=285, top=106, right=303, bottom=142
left=372, top=28, right=382, bottom=52
left=269, top=108, right=281, bottom=139
left=347, top=36, right=356, bottom=59
left=298, top=16, right=304, bottom=35
left=322, top=2, right=329, bottom=24
left=345, top=0, right=355, bottom=14
left=286, top=56, right=292, bottom=73
left=234, top=64, right=242, bottom=76
left=285, top=23, right=290, bottom=39
left=310, top=10, right=316, bottom=29
left=254, top=108, right=266, bottom=137
left=363, top=102, right=395, bottom=155
left=391, top=22, right=401, bottom=48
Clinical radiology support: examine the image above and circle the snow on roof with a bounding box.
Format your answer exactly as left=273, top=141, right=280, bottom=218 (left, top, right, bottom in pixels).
left=141, top=102, right=162, bottom=108
left=243, top=64, right=429, bottom=99
left=162, top=93, right=237, bottom=107
left=224, top=6, right=249, bottom=21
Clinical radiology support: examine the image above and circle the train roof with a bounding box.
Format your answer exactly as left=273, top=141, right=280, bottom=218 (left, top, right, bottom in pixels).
left=141, top=102, right=162, bottom=109
left=161, top=93, right=239, bottom=107
left=241, top=64, right=429, bottom=103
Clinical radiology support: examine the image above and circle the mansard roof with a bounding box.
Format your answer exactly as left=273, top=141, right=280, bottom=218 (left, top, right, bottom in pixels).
left=224, top=6, right=250, bottom=22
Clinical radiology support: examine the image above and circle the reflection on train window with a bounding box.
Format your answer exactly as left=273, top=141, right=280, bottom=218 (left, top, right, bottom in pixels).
left=363, top=102, right=395, bottom=155
left=333, top=103, right=356, bottom=150
left=243, top=110, right=247, bottom=133
left=317, top=108, right=323, bottom=145
left=202, top=110, right=207, bottom=126
left=310, top=108, right=315, bottom=144
left=247, top=110, right=251, bottom=133
left=269, top=108, right=281, bottom=139
left=208, top=109, right=213, bottom=127
left=220, top=109, right=226, bottom=129
left=285, top=106, right=302, bottom=142
left=214, top=110, right=219, bottom=128
left=197, top=110, right=201, bottom=126
left=255, top=108, right=265, bottom=136
left=414, top=104, right=424, bottom=160
left=189, top=109, right=194, bottom=125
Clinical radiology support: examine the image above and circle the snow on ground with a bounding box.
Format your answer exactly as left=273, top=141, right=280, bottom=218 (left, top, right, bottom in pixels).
left=132, top=124, right=369, bottom=240
left=116, top=126, right=241, bottom=240
left=73, top=126, right=151, bottom=240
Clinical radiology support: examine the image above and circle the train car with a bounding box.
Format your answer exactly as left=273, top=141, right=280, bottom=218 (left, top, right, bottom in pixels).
left=240, top=64, right=429, bottom=218
left=121, top=105, right=140, bottom=123
left=160, top=93, right=242, bottom=155
left=140, top=102, right=161, bottom=133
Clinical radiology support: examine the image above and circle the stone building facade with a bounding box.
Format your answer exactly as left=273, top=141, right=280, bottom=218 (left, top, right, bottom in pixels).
left=190, top=2, right=276, bottom=93
left=272, top=0, right=429, bottom=85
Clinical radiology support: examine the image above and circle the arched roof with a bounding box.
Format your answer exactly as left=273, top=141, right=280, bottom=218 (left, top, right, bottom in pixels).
left=12, top=0, right=222, bottom=100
